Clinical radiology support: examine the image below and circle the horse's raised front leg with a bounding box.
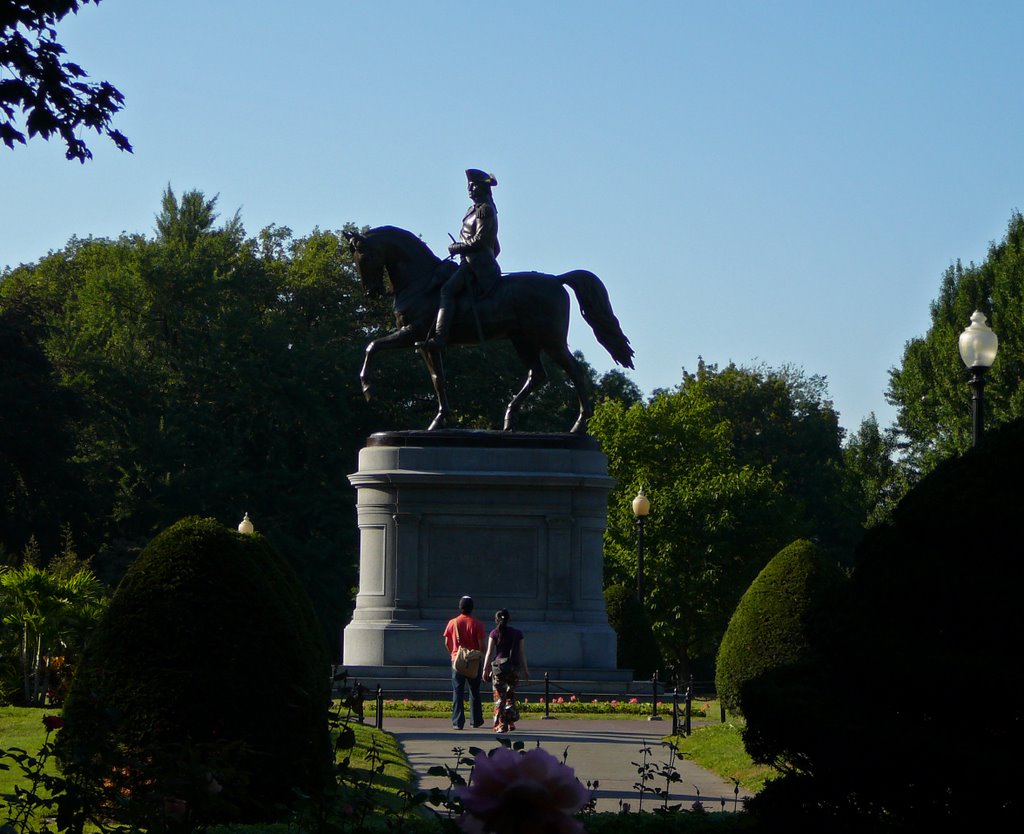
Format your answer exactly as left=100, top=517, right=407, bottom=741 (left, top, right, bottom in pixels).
left=504, top=343, right=548, bottom=432
left=361, top=326, right=418, bottom=401
left=547, top=344, right=593, bottom=433
left=420, top=345, right=453, bottom=430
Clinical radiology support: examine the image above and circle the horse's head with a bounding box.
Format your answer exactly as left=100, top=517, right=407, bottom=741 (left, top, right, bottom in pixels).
left=344, top=229, right=387, bottom=296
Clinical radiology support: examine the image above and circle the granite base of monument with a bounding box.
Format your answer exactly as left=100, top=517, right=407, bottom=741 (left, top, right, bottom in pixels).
left=341, top=431, right=632, bottom=690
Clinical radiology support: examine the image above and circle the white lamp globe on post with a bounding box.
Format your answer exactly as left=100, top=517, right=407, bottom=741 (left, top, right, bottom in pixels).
left=238, top=512, right=255, bottom=535
left=632, top=488, right=650, bottom=602
left=958, top=310, right=999, bottom=447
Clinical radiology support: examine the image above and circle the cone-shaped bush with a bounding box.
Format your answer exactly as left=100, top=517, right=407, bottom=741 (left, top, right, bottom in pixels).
left=742, top=419, right=1024, bottom=831
left=715, top=539, right=844, bottom=714
left=604, top=583, right=662, bottom=679
left=58, top=517, right=330, bottom=824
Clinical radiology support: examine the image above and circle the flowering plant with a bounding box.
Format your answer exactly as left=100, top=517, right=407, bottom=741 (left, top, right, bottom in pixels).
left=457, top=746, right=590, bottom=834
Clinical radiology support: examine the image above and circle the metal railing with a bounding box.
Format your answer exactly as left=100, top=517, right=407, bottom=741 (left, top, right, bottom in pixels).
left=333, top=665, right=726, bottom=734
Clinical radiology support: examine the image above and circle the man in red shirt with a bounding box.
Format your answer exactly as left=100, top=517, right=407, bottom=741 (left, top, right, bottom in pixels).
left=443, top=595, right=486, bottom=729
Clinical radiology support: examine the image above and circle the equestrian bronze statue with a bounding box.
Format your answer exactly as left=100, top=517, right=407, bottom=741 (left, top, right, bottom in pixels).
left=345, top=177, right=634, bottom=434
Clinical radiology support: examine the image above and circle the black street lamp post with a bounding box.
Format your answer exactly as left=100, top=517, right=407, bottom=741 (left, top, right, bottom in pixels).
left=958, top=311, right=999, bottom=447
left=632, top=488, right=650, bottom=602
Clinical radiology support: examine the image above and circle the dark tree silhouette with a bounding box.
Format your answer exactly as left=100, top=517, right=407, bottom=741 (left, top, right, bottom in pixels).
left=1, top=0, right=131, bottom=161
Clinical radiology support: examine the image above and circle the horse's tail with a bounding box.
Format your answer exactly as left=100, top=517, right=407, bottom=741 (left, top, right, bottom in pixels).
left=560, top=271, right=635, bottom=369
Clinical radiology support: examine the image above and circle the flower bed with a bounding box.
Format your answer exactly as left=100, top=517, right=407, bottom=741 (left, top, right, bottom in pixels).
left=370, top=697, right=720, bottom=719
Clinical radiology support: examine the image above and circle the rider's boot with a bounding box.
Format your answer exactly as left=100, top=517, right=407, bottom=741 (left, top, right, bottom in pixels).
left=417, top=307, right=451, bottom=350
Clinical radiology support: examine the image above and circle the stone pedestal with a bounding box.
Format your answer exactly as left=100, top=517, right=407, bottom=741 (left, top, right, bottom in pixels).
left=342, top=431, right=620, bottom=672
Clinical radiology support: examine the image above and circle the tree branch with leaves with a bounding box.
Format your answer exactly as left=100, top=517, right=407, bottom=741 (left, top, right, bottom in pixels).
left=1, top=0, right=131, bottom=161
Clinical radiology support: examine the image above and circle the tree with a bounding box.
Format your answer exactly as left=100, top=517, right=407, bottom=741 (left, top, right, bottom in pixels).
left=590, top=361, right=856, bottom=680
left=0, top=300, right=87, bottom=557
left=0, top=554, right=106, bottom=706
left=741, top=418, right=1024, bottom=832
left=887, top=212, right=1024, bottom=479
left=686, top=360, right=860, bottom=559
left=0, top=196, right=371, bottom=649
left=1, top=0, right=131, bottom=161
left=842, top=413, right=904, bottom=528
left=594, top=368, right=643, bottom=407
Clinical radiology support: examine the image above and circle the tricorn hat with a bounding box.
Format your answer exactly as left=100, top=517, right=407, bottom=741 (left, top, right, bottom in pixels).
left=465, top=169, right=497, bottom=187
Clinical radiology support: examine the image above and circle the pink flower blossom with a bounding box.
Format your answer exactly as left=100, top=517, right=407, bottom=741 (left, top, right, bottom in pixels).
left=569, top=695, right=577, bottom=702
left=457, top=747, right=589, bottom=834
left=591, top=699, right=598, bottom=704
left=629, top=697, right=639, bottom=704
left=555, top=696, right=565, bottom=703
left=610, top=700, right=619, bottom=707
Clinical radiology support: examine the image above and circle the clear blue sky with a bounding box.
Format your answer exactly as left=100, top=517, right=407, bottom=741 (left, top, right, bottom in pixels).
left=3, top=0, right=1022, bottom=435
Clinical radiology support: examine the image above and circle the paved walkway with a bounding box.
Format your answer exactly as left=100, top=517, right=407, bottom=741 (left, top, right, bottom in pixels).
left=385, top=717, right=751, bottom=813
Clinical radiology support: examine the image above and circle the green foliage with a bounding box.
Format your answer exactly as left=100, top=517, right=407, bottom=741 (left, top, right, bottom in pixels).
left=0, top=1, right=131, bottom=161
left=57, top=516, right=331, bottom=825
left=842, top=413, right=905, bottom=528
left=591, top=360, right=856, bottom=678
left=0, top=203, right=377, bottom=650
left=888, top=212, right=1024, bottom=481
left=0, top=186, right=639, bottom=654
left=0, top=551, right=106, bottom=706
left=741, top=418, right=1024, bottom=832
left=604, top=583, right=662, bottom=678
left=714, top=539, right=844, bottom=714
left=0, top=303, right=87, bottom=558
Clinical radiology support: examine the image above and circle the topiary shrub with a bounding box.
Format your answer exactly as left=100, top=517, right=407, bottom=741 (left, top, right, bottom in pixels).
left=57, top=517, right=331, bottom=826
left=715, top=538, right=844, bottom=714
left=604, top=583, right=662, bottom=679
left=742, top=419, right=1024, bottom=832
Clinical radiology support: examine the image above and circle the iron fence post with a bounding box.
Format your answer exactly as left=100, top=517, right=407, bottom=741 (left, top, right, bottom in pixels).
left=648, top=670, right=662, bottom=721
left=684, top=676, right=693, bottom=736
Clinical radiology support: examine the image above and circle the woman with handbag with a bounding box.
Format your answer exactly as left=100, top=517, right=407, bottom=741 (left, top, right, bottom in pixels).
left=482, top=609, right=529, bottom=733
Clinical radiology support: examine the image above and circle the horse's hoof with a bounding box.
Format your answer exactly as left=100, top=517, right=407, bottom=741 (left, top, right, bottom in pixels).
left=427, top=412, right=449, bottom=431
left=570, top=418, right=588, bottom=434
left=503, top=413, right=516, bottom=432
left=361, top=384, right=373, bottom=403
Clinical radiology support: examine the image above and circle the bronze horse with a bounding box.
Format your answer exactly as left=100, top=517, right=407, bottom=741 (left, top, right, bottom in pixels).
left=345, top=225, right=634, bottom=433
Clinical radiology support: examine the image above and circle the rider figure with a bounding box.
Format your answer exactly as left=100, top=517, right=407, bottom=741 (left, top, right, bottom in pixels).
left=423, top=169, right=500, bottom=348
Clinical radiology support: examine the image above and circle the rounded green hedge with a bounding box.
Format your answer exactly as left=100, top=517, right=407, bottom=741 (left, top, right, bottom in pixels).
left=715, top=539, right=844, bottom=714
left=604, top=583, right=662, bottom=679
left=58, top=516, right=331, bottom=824
left=742, top=419, right=1024, bottom=831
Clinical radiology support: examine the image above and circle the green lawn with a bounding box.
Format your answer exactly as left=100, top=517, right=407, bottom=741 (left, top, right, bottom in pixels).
left=2, top=707, right=425, bottom=833
left=670, top=722, right=777, bottom=793
left=0, top=706, right=64, bottom=831
left=3, top=703, right=773, bottom=831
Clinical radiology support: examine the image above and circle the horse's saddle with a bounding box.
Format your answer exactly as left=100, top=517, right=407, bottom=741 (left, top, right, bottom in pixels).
left=430, top=261, right=515, bottom=335
left=453, top=278, right=514, bottom=328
